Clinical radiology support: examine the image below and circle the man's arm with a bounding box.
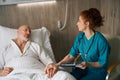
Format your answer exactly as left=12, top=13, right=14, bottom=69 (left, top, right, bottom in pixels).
left=37, top=44, right=54, bottom=66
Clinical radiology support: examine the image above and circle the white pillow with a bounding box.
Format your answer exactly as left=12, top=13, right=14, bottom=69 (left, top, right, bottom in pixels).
left=0, top=25, right=56, bottom=62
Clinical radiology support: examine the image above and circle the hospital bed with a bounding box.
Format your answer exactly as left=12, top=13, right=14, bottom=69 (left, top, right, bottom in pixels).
left=0, top=25, right=56, bottom=62
left=0, top=25, right=57, bottom=80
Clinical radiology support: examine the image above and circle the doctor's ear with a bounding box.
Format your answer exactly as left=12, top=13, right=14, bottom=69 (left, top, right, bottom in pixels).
left=85, top=21, right=90, bottom=26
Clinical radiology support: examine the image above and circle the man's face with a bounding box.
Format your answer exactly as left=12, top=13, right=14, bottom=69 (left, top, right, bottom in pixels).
left=18, top=25, right=31, bottom=41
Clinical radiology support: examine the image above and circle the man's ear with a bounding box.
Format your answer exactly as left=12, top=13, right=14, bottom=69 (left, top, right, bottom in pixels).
left=17, top=30, right=19, bottom=34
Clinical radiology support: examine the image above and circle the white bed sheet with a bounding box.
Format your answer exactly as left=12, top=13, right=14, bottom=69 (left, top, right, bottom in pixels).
left=0, top=69, right=76, bottom=80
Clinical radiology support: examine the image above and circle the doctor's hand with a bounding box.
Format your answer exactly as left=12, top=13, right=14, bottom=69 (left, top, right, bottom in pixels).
left=44, top=63, right=59, bottom=78
left=76, top=62, right=88, bottom=69
left=0, top=67, right=14, bottom=76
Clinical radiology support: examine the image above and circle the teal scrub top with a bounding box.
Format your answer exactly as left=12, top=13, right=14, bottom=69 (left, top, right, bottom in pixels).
left=69, top=32, right=110, bottom=70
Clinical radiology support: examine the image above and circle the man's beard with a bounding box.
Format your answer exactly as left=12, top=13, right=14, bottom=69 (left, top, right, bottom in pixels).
left=20, top=35, right=29, bottom=42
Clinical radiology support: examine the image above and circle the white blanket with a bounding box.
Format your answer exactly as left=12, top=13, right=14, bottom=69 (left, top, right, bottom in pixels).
left=0, top=69, right=76, bottom=80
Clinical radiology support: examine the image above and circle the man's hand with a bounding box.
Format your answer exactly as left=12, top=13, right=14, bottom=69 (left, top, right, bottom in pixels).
left=44, top=63, right=58, bottom=78
left=0, top=67, right=14, bottom=76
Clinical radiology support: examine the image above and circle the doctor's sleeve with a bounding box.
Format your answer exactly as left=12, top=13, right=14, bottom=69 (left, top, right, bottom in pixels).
left=69, top=33, right=83, bottom=58
left=98, top=39, right=110, bottom=67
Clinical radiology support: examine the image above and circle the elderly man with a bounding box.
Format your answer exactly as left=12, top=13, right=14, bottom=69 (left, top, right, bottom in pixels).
left=0, top=25, right=76, bottom=80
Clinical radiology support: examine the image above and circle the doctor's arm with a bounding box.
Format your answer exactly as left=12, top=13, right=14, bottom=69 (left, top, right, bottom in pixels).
left=77, top=62, right=101, bottom=69
left=57, top=54, right=75, bottom=66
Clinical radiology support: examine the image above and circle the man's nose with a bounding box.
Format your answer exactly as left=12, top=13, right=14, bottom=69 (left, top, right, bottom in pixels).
left=27, top=31, right=30, bottom=34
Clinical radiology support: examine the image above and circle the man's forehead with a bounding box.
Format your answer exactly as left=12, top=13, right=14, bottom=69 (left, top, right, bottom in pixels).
left=19, top=25, right=30, bottom=30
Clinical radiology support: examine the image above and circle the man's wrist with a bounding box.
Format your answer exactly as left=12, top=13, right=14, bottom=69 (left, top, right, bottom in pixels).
left=0, top=70, right=3, bottom=76
left=47, top=63, right=54, bottom=66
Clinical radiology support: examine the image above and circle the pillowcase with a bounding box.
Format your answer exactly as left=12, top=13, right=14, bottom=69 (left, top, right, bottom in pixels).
left=0, top=25, right=56, bottom=62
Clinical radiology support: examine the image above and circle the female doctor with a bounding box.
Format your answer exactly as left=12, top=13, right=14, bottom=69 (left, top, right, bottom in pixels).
left=45, top=8, right=110, bottom=80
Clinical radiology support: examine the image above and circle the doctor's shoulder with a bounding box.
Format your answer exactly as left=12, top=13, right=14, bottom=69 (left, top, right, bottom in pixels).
left=96, top=32, right=109, bottom=43
left=74, top=32, right=84, bottom=42
left=95, top=32, right=110, bottom=49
